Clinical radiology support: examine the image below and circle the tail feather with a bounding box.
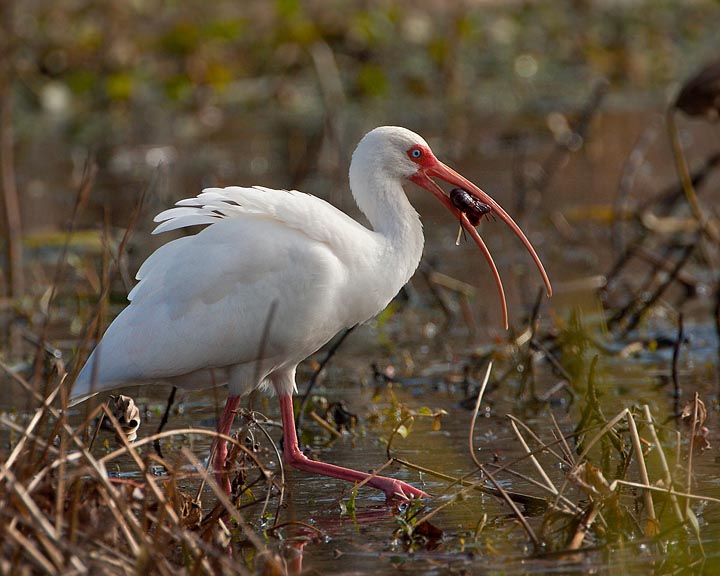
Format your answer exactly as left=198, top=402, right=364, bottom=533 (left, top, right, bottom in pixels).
left=70, top=346, right=127, bottom=405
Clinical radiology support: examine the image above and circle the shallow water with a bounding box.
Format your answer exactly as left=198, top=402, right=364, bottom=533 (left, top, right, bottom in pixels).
left=67, top=322, right=720, bottom=574
left=3, top=100, right=720, bottom=573
left=58, top=252, right=720, bottom=575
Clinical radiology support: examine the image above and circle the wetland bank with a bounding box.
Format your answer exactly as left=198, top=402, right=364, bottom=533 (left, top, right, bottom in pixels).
left=2, top=1, right=720, bottom=574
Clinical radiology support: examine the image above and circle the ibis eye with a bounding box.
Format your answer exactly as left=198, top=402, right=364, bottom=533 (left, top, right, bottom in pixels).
left=411, top=148, right=422, bottom=159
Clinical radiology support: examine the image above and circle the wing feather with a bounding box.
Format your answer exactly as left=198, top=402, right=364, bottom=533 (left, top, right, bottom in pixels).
left=73, top=185, right=380, bottom=401
left=152, top=186, right=365, bottom=243
left=152, top=214, right=224, bottom=234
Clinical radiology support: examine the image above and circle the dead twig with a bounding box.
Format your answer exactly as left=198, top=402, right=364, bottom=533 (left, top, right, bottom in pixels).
left=671, top=314, right=684, bottom=412
left=619, top=243, right=695, bottom=337
left=154, top=386, right=178, bottom=458
left=0, top=2, right=23, bottom=355
left=666, top=108, right=720, bottom=245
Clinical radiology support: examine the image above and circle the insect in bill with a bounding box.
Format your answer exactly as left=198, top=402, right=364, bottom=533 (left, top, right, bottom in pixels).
left=449, top=187, right=493, bottom=245
left=449, top=188, right=492, bottom=226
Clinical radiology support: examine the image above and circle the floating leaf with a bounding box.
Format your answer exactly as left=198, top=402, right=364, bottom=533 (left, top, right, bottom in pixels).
left=431, top=415, right=442, bottom=432
left=413, top=519, right=443, bottom=543
left=681, top=397, right=707, bottom=428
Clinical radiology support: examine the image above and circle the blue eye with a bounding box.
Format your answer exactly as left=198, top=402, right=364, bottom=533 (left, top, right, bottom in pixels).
left=411, top=148, right=422, bottom=158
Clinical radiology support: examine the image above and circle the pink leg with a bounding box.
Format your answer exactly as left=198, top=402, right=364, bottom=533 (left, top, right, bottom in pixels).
left=212, top=394, right=241, bottom=493
left=279, top=394, right=429, bottom=500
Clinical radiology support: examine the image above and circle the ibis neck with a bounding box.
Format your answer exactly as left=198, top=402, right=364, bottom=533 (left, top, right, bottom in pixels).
left=351, top=174, right=425, bottom=292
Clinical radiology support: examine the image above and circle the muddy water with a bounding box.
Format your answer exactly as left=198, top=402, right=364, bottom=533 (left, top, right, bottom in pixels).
left=75, top=319, right=720, bottom=574
left=4, top=104, right=720, bottom=573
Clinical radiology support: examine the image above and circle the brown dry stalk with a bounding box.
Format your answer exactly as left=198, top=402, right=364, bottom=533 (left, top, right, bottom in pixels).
left=484, top=428, right=584, bottom=515
left=642, top=404, right=685, bottom=523
left=625, top=411, right=656, bottom=523
left=0, top=17, right=24, bottom=336
left=180, top=447, right=267, bottom=556
left=467, top=361, right=493, bottom=471
left=310, top=410, right=343, bottom=438
left=553, top=408, right=631, bottom=516
left=685, top=393, right=701, bottom=519
left=31, top=158, right=97, bottom=389
left=3, top=378, right=150, bottom=555
left=1, top=385, right=277, bottom=573
left=393, top=455, right=549, bottom=510
left=508, top=418, right=559, bottom=496
left=94, top=427, right=277, bottom=491
left=4, top=524, right=59, bottom=574
left=227, top=411, right=286, bottom=521
left=566, top=502, right=600, bottom=551
left=506, top=413, right=572, bottom=469
left=0, top=368, right=64, bottom=478
left=342, top=458, right=396, bottom=497
left=607, top=480, right=720, bottom=505
left=101, top=405, right=181, bottom=526
left=666, top=108, right=720, bottom=245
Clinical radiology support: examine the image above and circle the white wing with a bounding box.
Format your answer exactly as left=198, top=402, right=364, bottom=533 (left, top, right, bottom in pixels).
left=152, top=186, right=363, bottom=239
left=73, top=186, right=384, bottom=401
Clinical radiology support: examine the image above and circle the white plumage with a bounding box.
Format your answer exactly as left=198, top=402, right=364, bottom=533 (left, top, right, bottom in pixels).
left=72, top=126, right=551, bottom=499
left=74, top=183, right=422, bottom=400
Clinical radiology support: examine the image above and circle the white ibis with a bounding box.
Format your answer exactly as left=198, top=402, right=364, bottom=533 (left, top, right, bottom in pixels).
left=71, top=126, right=551, bottom=499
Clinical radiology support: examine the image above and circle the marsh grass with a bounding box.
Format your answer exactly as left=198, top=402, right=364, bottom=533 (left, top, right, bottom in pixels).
left=2, top=53, right=720, bottom=574
left=369, top=360, right=717, bottom=571
left=0, top=364, right=290, bottom=575
left=2, top=253, right=719, bottom=574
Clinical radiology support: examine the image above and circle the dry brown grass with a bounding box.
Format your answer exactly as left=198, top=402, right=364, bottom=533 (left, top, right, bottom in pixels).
left=0, top=364, right=292, bottom=575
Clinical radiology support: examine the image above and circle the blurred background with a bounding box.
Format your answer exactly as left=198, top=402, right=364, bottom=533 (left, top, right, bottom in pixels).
left=2, top=4, right=720, bottom=571
left=0, top=0, right=719, bottom=373
left=2, top=0, right=718, bottom=224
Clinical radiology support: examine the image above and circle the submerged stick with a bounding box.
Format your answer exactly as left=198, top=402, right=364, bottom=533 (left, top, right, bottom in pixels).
left=467, top=363, right=541, bottom=548
left=619, top=244, right=695, bottom=337
left=509, top=418, right=561, bottom=496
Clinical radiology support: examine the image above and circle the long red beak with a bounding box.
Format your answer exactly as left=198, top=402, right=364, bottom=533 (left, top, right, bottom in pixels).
left=410, top=159, right=552, bottom=330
